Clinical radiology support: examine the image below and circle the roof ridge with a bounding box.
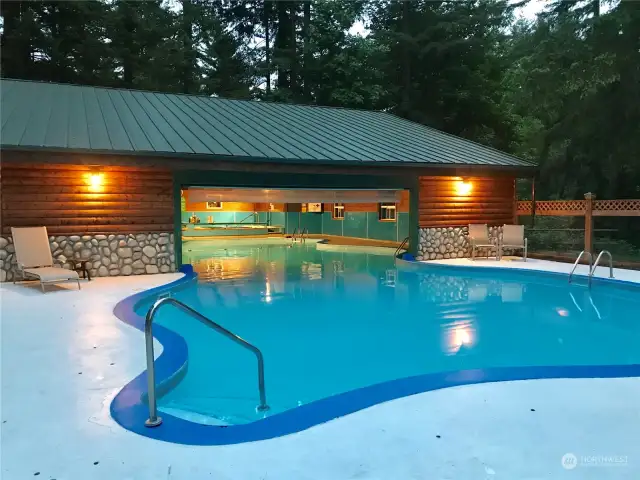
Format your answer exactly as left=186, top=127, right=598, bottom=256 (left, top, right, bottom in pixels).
left=0, top=78, right=390, bottom=117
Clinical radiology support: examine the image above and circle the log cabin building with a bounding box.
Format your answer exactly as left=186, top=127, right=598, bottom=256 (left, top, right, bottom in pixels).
left=0, top=79, right=536, bottom=280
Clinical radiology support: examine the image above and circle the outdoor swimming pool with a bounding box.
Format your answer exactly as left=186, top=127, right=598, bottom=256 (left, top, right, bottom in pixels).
left=123, top=242, right=640, bottom=437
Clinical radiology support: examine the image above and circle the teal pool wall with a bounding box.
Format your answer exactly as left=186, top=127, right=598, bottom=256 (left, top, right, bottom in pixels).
left=182, top=211, right=287, bottom=229
left=181, top=211, right=260, bottom=224
left=182, top=211, right=408, bottom=242
left=296, top=212, right=408, bottom=242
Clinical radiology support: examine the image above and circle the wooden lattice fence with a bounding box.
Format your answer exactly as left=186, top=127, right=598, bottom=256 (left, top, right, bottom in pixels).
left=516, top=194, right=640, bottom=253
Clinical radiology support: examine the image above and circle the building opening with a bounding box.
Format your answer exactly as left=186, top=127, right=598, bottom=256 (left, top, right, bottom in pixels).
left=180, top=187, right=410, bottom=274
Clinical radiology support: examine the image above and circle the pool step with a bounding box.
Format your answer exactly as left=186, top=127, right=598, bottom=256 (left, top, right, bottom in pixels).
left=159, top=395, right=272, bottom=425
left=159, top=404, right=229, bottom=426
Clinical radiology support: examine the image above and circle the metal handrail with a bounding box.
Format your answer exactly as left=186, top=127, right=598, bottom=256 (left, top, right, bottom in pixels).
left=568, top=250, right=593, bottom=284
left=144, top=297, right=269, bottom=427
left=291, top=227, right=299, bottom=241
left=589, top=250, right=614, bottom=287
left=237, top=212, right=257, bottom=224
left=300, top=227, right=308, bottom=243
left=395, top=237, right=410, bottom=257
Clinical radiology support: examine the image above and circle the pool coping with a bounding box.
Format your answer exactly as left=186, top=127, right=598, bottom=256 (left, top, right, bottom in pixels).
left=395, top=256, right=640, bottom=290
left=110, top=260, right=640, bottom=446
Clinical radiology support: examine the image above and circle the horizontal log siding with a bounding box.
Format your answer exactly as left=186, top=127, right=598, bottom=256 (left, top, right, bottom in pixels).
left=419, top=176, right=515, bottom=227
left=1, top=163, right=174, bottom=235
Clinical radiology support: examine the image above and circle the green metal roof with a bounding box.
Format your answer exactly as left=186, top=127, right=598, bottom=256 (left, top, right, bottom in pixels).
left=1, top=79, right=535, bottom=169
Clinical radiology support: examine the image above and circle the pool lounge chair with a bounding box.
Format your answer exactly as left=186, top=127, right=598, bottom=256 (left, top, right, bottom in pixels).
left=469, top=224, right=499, bottom=260
left=11, top=226, right=81, bottom=292
left=501, top=224, right=528, bottom=261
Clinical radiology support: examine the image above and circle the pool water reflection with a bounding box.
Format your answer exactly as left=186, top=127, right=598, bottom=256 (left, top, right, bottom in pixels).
left=136, top=243, right=640, bottom=425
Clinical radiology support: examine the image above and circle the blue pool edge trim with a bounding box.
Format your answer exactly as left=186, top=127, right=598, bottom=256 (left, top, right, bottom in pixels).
left=110, top=263, right=640, bottom=446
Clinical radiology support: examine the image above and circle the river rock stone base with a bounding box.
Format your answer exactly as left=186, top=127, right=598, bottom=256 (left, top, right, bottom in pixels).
left=0, top=232, right=175, bottom=282
left=416, top=226, right=507, bottom=261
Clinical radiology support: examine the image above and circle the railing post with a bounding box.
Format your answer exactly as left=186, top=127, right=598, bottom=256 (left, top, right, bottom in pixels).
left=512, top=178, right=518, bottom=225
left=584, top=192, right=596, bottom=254
left=530, top=177, right=536, bottom=228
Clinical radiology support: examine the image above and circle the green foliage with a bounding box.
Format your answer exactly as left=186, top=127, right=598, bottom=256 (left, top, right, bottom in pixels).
left=504, top=0, right=640, bottom=201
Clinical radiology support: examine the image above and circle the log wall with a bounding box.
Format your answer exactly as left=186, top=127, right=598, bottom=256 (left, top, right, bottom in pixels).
left=0, top=162, right=174, bottom=235
left=418, top=176, right=515, bottom=227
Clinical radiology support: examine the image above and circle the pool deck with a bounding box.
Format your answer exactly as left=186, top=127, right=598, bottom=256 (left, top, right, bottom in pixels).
left=421, top=256, right=640, bottom=282
left=1, top=261, right=639, bottom=479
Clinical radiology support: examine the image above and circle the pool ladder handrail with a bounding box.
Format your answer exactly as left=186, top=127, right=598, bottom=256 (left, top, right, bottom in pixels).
left=395, top=236, right=410, bottom=258
left=589, top=250, right=614, bottom=287
left=144, top=297, right=269, bottom=428
left=568, top=250, right=593, bottom=284
left=292, top=227, right=308, bottom=243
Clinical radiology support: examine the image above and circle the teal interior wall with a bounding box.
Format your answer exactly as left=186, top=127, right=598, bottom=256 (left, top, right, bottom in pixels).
left=181, top=211, right=257, bottom=224
left=343, top=212, right=365, bottom=237
left=366, top=213, right=397, bottom=241
left=300, top=213, right=323, bottom=234
left=322, top=212, right=343, bottom=236
left=304, top=211, right=409, bottom=242
left=269, top=212, right=286, bottom=229
left=181, top=209, right=408, bottom=241
left=256, top=212, right=268, bottom=224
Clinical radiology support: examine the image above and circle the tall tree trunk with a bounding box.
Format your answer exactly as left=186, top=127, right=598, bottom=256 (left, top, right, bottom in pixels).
left=401, top=0, right=411, bottom=116
left=181, top=0, right=194, bottom=94
left=264, top=0, right=270, bottom=95
left=275, top=0, right=290, bottom=89
left=303, top=0, right=311, bottom=101
left=1, top=1, right=31, bottom=79
left=289, top=1, right=297, bottom=96
left=51, top=4, right=68, bottom=83
left=121, top=1, right=135, bottom=87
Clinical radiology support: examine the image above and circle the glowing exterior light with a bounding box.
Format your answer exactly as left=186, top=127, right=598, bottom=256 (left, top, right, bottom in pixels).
left=455, top=178, right=472, bottom=196
left=87, top=167, right=104, bottom=191
left=89, top=172, right=103, bottom=188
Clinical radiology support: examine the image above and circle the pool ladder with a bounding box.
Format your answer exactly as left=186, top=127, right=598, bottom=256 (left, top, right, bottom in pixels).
left=395, top=236, right=410, bottom=258
left=292, top=227, right=308, bottom=243
left=568, top=250, right=614, bottom=287
left=143, top=296, right=269, bottom=428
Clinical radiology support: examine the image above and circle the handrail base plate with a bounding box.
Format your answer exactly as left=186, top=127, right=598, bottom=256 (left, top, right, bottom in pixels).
left=145, top=417, right=163, bottom=428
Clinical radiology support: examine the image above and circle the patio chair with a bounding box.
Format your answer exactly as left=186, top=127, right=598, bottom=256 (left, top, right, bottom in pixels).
left=501, top=224, right=528, bottom=261
left=468, top=224, right=499, bottom=260
left=11, top=226, right=81, bottom=292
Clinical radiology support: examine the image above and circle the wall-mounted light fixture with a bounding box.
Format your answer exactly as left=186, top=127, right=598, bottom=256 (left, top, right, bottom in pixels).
left=454, top=177, right=472, bottom=196
left=88, top=166, right=104, bottom=189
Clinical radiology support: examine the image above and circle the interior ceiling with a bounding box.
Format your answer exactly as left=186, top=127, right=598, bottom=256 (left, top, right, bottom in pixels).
left=186, top=188, right=402, bottom=203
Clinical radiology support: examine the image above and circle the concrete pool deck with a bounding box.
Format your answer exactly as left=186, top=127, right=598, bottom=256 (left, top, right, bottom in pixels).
left=421, top=256, right=640, bottom=282
left=1, top=264, right=639, bottom=479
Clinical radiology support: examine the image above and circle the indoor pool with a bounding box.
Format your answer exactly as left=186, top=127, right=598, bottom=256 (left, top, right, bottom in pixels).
left=132, top=243, right=640, bottom=428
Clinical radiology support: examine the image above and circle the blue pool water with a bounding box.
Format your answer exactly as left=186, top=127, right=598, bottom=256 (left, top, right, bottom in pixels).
left=135, top=243, right=640, bottom=426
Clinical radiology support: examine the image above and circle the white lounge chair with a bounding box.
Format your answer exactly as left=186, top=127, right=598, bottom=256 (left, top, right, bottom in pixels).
left=11, top=227, right=81, bottom=292
left=501, top=224, right=528, bottom=261
left=469, top=224, right=499, bottom=260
